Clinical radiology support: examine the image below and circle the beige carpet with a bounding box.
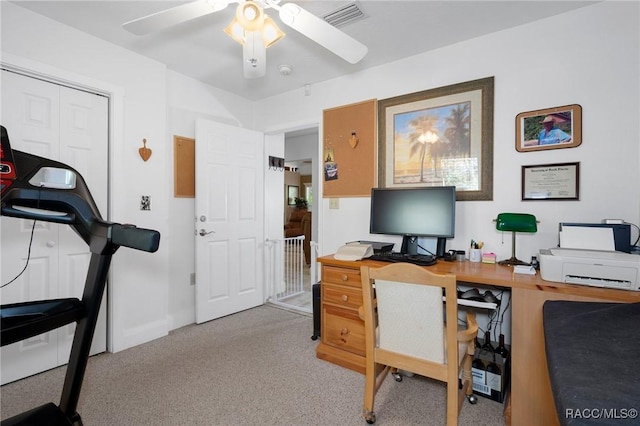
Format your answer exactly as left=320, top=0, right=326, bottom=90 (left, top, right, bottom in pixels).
left=1, top=305, right=506, bottom=425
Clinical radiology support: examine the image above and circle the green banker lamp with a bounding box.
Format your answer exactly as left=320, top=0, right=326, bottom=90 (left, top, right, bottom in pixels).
left=495, top=213, right=538, bottom=266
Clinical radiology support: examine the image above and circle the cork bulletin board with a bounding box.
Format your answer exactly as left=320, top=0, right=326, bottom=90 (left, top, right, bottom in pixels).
left=174, top=135, right=195, bottom=198
left=322, top=99, right=377, bottom=197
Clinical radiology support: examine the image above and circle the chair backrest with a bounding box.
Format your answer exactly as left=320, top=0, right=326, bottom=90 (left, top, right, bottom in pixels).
left=361, top=263, right=459, bottom=377
left=375, top=276, right=445, bottom=362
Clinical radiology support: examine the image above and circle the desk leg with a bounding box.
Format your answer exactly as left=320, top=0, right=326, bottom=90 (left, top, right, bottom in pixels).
left=511, top=287, right=613, bottom=425
left=511, top=287, right=559, bottom=426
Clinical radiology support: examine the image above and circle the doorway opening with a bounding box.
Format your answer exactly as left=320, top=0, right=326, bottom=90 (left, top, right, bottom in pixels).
left=269, top=127, right=318, bottom=313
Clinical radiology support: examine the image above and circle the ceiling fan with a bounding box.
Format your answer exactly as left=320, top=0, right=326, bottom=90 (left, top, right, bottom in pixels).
left=123, top=0, right=368, bottom=79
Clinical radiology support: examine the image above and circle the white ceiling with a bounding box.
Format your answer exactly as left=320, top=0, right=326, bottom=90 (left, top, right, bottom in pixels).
left=10, top=1, right=596, bottom=101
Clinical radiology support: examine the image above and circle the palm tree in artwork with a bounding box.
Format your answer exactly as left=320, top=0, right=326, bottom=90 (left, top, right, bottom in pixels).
left=444, top=103, right=470, bottom=156
left=408, top=114, right=440, bottom=181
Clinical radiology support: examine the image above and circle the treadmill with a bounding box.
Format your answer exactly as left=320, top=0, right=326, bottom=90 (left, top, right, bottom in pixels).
left=0, top=125, right=161, bottom=426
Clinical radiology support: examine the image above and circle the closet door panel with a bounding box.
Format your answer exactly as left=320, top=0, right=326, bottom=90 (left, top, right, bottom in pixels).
left=0, top=70, right=108, bottom=384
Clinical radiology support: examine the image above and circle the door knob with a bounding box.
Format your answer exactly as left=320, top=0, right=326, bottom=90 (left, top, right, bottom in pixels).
left=199, top=229, right=215, bottom=236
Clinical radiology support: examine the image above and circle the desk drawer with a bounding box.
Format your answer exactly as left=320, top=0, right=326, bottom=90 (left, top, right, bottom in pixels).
left=323, top=284, right=363, bottom=310
left=323, top=266, right=362, bottom=288
left=322, top=305, right=365, bottom=356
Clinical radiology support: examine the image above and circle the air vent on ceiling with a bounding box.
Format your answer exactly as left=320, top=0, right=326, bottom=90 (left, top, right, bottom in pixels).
left=322, top=2, right=366, bottom=28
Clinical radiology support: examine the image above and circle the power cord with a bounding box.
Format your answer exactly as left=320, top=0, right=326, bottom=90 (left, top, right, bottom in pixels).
left=1, top=219, right=37, bottom=288
left=416, top=241, right=436, bottom=257
left=625, top=221, right=640, bottom=251
left=1, top=185, right=43, bottom=288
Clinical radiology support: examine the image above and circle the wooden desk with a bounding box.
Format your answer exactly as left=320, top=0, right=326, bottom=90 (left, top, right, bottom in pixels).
left=316, top=255, right=640, bottom=426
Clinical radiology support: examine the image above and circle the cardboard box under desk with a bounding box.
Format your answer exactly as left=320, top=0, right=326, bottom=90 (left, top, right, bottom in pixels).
left=471, top=344, right=511, bottom=403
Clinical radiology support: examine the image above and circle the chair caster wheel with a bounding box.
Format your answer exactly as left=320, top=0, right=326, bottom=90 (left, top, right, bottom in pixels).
left=392, top=372, right=403, bottom=382
left=364, top=412, right=376, bottom=424
left=467, top=394, right=478, bottom=404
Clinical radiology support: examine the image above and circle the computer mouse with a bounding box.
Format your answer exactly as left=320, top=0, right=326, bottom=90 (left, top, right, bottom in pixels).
left=460, top=288, right=481, bottom=300
left=483, top=290, right=499, bottom=304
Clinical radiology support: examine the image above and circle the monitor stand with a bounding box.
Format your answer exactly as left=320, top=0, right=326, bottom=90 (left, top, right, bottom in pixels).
left=400, top=235, right=419, bottom=255
left=435, top=237, right=447, bottom=258
left=400, top=235, right=447, bottom=257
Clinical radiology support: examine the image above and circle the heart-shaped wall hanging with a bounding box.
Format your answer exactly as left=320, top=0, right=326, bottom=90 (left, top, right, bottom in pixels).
left=138, top=138, right=152, bottom=162
left=349, top=132, right=359, bottom=149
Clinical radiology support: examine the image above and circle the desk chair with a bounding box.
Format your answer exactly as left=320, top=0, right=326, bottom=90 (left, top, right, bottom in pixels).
left=359, top=263, right=478, bottom=425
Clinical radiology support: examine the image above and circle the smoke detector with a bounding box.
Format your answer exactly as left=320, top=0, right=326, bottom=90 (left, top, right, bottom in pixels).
left=279, top=64, right=293, bottom=76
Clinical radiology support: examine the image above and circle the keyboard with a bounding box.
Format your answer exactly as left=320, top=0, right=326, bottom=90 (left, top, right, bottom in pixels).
left=368, top=252, right=437, bottom=266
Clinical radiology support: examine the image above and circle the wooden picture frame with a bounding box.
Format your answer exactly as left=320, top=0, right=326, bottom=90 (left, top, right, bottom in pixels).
left=323, top=99, right=377, bottom=197
left=378, top=77, right=494, bottom=201
left=516, top=104, right=582, bottom=152
left=522, top=162, right=580, bottom=201
left=287, top=185, right=299, bottom=205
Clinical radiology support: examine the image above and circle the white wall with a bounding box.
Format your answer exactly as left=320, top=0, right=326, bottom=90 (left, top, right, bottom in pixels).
left=1, top=2, right=173, bottom=351
left=2, top=1, right=638, bottom=350
left=256, top=1, right=640, bottom=263
left=165, top=70, right=255, bottom=328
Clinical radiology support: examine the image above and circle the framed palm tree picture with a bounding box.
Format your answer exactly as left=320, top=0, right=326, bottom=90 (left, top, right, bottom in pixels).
left=377, top=77, right=494, bottom=201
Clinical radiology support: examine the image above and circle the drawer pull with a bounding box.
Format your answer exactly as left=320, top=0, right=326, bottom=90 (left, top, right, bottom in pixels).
left=341, top=274, right=348, bottom=282
left=341, top=294, right=348, bottom=302
left=341, top=328, right=349, bottom=336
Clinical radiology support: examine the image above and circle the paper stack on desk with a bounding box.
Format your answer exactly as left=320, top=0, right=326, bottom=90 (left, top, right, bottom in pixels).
left=559, top=226, right=616, bottom=251
left=514, top=265, right=536, bottom=275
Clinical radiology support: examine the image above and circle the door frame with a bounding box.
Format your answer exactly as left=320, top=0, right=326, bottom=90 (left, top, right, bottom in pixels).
left=1, top=52, right=124, bottom=352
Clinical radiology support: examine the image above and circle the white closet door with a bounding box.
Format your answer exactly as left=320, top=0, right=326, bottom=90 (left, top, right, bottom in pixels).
left=0, top=70, right=108, bottom=384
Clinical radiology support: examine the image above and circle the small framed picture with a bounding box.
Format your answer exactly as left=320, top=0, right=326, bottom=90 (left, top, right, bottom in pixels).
left=522, top=162, right=580, bottom=201
left=516, top=104, right=582, bottom=152
left=287, top=185, right=299, bottom=205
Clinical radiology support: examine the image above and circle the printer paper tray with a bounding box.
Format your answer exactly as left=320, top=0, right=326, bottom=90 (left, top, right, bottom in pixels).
left=562, top=261, right=637, bottom=290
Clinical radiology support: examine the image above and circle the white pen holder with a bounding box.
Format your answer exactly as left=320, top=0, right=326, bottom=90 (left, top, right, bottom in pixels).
left=469, top=249, right=482, bottom=263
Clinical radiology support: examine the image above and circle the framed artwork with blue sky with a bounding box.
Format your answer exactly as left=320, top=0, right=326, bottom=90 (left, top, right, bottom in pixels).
left=378, top=77, right=494, bottom=201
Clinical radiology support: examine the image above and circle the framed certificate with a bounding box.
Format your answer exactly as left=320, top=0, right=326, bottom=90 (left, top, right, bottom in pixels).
left=521, top=162, right=580, bottom=201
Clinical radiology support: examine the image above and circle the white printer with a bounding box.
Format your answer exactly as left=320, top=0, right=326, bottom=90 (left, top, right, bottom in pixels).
left=539, top=248, right=640, bottom=291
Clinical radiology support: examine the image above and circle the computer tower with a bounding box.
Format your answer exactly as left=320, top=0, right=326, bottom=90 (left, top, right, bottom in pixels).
left=311, top=282, right=321, bottom=340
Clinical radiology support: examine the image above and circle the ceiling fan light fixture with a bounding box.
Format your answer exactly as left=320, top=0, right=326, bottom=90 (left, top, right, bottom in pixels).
left=236, top=1, right=264, bottom=32
left=262, top=16, right=285, bottom=48
left=224, top=19, right=246, bottom=45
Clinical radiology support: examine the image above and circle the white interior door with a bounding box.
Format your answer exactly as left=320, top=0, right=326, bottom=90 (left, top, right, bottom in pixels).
left=0, top=70, right=108, bottom=384
left=195, top=118, right=264, bottom=324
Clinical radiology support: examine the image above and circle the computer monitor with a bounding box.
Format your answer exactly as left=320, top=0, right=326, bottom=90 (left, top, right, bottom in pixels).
left=369, top=186, right=456, bottom=257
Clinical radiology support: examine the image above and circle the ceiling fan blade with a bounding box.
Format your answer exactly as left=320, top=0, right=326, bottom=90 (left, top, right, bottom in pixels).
left=277, top=3, right=367, bottom=64
left=123, top=1, right=230, bottom=35
left=243, top=32, right=266, bottom=79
